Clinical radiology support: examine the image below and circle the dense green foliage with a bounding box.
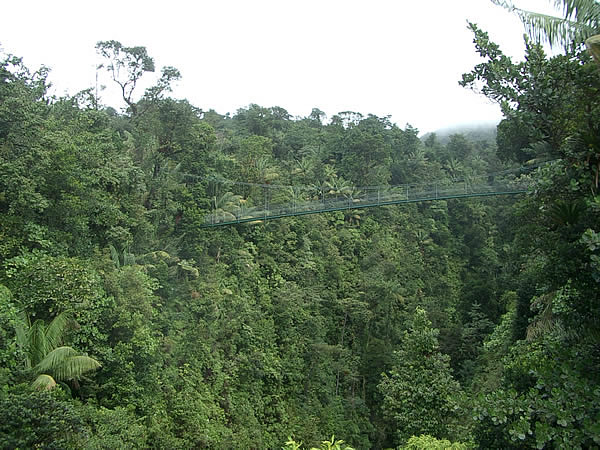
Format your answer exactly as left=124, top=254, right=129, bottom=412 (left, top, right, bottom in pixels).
left=378, top=308, right=462, bottom=444
left=1, top=14, right=599, bottom=447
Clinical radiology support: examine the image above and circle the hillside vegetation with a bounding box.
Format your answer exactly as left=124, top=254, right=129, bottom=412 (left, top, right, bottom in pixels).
left=1, top=24, right=599, bottom=449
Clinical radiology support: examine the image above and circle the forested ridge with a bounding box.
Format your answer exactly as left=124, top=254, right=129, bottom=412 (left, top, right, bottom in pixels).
left=1, top=17, right=600, bottom=450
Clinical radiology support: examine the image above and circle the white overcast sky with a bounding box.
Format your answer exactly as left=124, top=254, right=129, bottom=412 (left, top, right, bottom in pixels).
left=2, top=0, right=559, bottom=134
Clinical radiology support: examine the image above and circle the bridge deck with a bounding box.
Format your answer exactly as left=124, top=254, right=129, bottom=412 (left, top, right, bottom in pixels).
left=201, top=183, right=528, bottom=228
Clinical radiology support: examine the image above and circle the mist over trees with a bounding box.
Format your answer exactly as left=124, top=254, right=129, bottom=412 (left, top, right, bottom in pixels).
left=422, top=122, right=498, bottom=146
left=1, top=3, right=599, bottom=447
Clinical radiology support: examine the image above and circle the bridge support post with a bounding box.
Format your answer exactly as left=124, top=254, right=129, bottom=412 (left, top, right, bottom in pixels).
left=293, top=187, right=297, bottom=213
left=264, top=186, right=268, bottom=221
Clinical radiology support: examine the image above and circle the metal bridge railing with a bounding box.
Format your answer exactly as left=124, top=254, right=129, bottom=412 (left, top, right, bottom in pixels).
left=203, top=176, right=530, bottom=227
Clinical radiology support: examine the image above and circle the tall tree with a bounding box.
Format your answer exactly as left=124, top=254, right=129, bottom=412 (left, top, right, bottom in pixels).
left=377, top=308, right=461, bottom=447
left=96, top=41, right=155, bottom=114
left=96, top=40, right=180, bottom=114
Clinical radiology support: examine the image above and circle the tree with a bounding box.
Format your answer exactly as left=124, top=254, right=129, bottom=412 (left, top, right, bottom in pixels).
left=472, top=343, right=600, bottom=448
left=1, top=54, right=151, bottom=257
left=283, top=435, right=355, bottom=450
left=337, top=114, right=392, bottom=186
left=15, top=311, right=100, bottom=390
left=461, top=11, right=600, bottom=448
left=78, top=404, right=149, bottom=449
left=3, top=254, right=112, bottom=344
left=0, top=54, right=53, bottom=258
left=0, top=284, right=18, bottom=375
left=0, top=387, right=85, bottom=449
left=377, top=308, right=462, bottom=447
left=96, top=40, right=180, bottom=114
left=446, top=134, right=475, bottom=161
left=402, top=434, right=469, bottom=449
left=211, top=191, right=244, bottom=221
left=143, top=66, right=182, bottom=103
left=460, top=22, right=600, bottom=165
left=96, top=41, right=155, bottom=114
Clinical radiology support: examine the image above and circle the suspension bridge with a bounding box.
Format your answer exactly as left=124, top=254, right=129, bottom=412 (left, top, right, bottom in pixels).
left=200, top=168, right=534, bottom=228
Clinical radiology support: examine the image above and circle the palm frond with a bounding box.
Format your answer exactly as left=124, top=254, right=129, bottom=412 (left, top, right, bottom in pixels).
left=122, top=250, right=137, bottom=266
left=556, top=0, right=600, bottom=23
left=548, top=199, right=585, bottom=225
left=31, top=374, right=57, bottom=390
left=35, top=346, right=101, bottom=381
left=527, top=293, right=555, bottom=340
left=517, top=9, right=595, bottom=47
left=109, top=243, right=121, bottom=267
left=214, top=191, right=242, bottom=210
left=44, top=311, right=73, bottom=350
left=491, top=0, right=600, bottom=48
left=28, top=319, right=50, bottom=367
left=489, top=0, right=513, bottom=9
left=53, top=355, right=101, bottom=381
left=14, top=315, right=29, bottom=361
left=35, top=346, right=79, bottom=374
left=527, top=291, right=571, bottom=341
